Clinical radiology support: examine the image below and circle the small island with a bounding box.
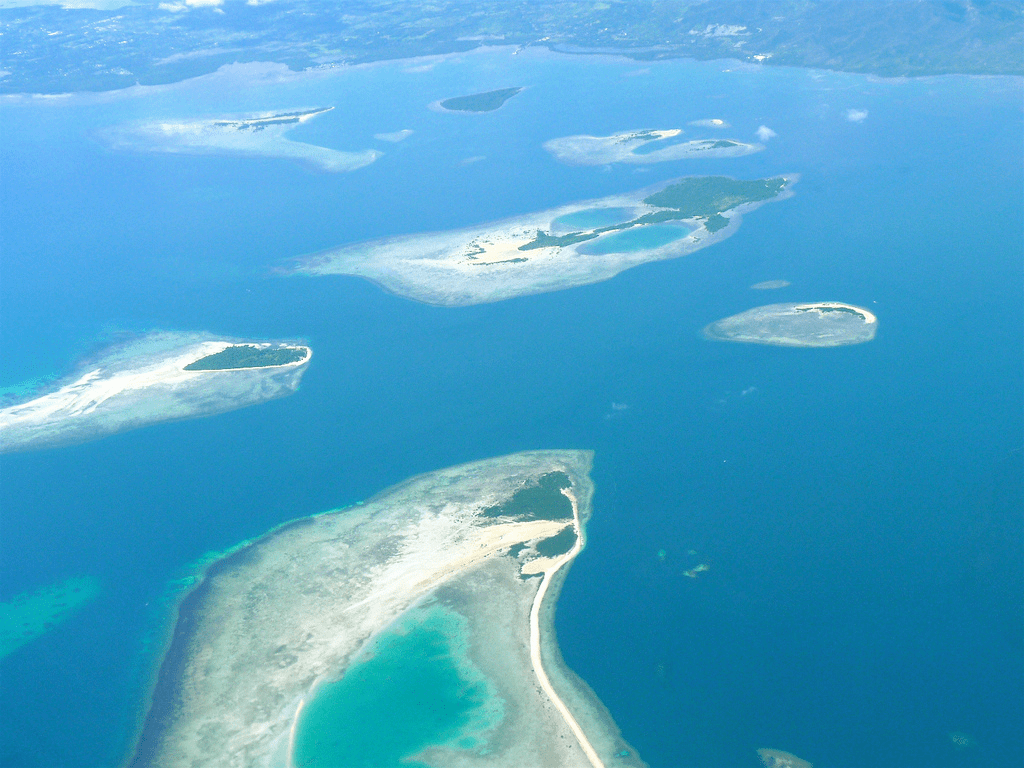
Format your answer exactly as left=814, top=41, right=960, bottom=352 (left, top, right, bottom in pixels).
left=703, top=302, right=877, bottom=347
left=288, top=174, right=796, bottom=306
left=128, top=451, right=643, bottom=768
left=543, top=128, right=762, bottom=166
left=438, top=87, right=522, bottom=112
left=96, top=107, right=380, bottom=173
left=751, top=279, right=791, bottom=290
left=0, top=333, right=312, bottom=453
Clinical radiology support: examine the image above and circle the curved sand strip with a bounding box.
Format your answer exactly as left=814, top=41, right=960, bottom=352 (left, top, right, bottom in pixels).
left=529, top=487, right=604, bottom=768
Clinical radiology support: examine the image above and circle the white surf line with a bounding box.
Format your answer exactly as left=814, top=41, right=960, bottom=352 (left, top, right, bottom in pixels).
left=529, top=488, right=605, bottom=768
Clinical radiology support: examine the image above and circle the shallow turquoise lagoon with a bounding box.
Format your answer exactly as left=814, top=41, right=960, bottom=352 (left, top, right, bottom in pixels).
left=292, top=607, right=499, bottom=768
left=579, top=222, right=693, bottom=255
left=552, top=207, right=634, bottom=231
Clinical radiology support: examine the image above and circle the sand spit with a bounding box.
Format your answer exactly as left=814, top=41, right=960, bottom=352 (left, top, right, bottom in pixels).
left=750, top=279, right=791, bottom=290
left=0, top=332, right=311, bottom=453
left=128, top=451, right=644, bottom=768
left=543, top=128, right=761, bottom=165
left=97, top=107, right=379, bottom=172
left=289, top=175, right=796, bottom=306
left=704, top=302, right=877, bottom=347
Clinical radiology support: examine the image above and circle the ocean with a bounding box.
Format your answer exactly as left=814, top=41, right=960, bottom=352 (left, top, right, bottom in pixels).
left=1, top=48, right=1021, bottom=767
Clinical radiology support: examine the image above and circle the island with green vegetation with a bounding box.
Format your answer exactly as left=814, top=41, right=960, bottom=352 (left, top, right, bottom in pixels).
left=544, top=127, right=762, bottom=166
left=96, top=107, right=380, bottom=173
left=289, top=174, right=796, bottom=306
left=1, top=1, right=1019, bottom=95
left=184, top=344, right=309, bottom=371
left=0, top=333, right=312, bottom=453
left=128, top=451, right=644, bottom=768
left=438, top=87, right=522, bottom=112
left=703, top=302, right=878, bottom=347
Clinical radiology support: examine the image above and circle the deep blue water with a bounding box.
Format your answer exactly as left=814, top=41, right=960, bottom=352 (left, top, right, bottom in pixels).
left=1, top=50, right=1021, bottom=767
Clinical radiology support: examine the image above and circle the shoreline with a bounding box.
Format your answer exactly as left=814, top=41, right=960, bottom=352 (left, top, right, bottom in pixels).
left=529, top=487, right=604, bottom=768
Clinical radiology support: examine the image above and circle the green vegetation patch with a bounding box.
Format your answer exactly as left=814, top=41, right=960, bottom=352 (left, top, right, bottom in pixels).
left=184, top=345, right=306, bottom=371
left=796, top=305, right=864, bottom=316
left=703, top=213, right=730, bottom=233
left=519, top=231, right=599, bottom=251
left=440, top=87, right=522, bottom=112
left=1, top=576, right=102, bottom=659
left=483, top=472, right=573, bottom=521
left=471, top=257, right=528, bottom=265
left=643, top=176, right=787, bottom=217
left=535, top=527, right=577, bottom=558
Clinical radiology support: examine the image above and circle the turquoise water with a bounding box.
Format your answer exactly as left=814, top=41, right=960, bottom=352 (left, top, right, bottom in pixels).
left=579, top=222, right=694, bottom=255
left=0, top=48, right=1021, bottom=768
left=292, top=606, right=500, bottom=768
left=552, top=207, right=635, bottom=231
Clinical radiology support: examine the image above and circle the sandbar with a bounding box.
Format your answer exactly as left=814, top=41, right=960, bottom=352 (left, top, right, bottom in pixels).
left=703, top=302, right=878, bottom=347
left=688, top=119, right=730, bottom=129
left=128, top=450, right=644, bottom=768
left=288, top=174, right=796, bottom=306
left=543, top=128, right=761, bottom=165
left=0, top=332, right=311, bottom=453
left=750, top=279, right=791, bottom=290
left=96, top=108, right=380, bottom=173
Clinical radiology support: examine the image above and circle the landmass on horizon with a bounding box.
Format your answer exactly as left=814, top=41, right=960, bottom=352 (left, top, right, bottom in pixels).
left=704, top=302, right=878, bottom=347
left=289, top=175, right=795, bottom=306
left=96, top=108, right=379, bottom=173
left=0, top=333, right=311, bottom=453
left=129, top=450, right=644, bottom=768
left=0, top=1, right=1019, bottom=95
